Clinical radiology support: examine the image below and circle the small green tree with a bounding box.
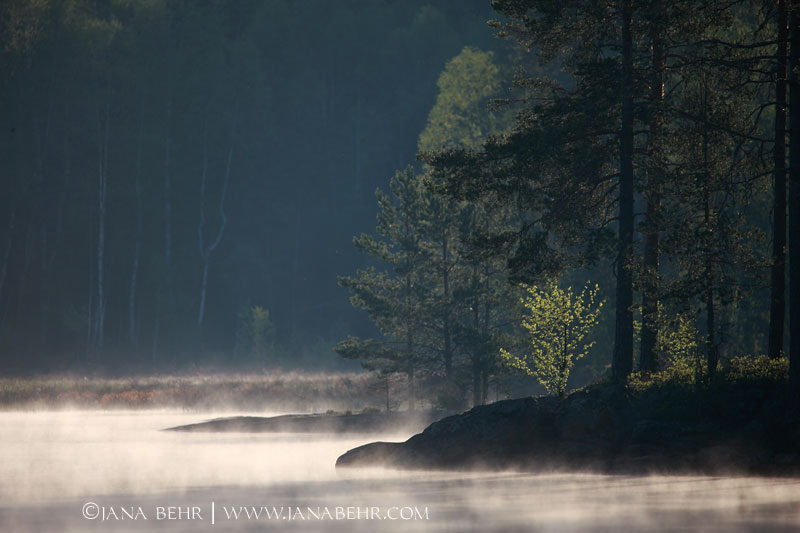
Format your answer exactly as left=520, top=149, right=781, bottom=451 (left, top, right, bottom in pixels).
left=235, top=305, right=275, bottom=362
left=501, top=281, right=604, bottom=397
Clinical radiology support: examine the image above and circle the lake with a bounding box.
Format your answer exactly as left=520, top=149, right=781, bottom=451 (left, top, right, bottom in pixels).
left=1, top=410, right=799, bottom=531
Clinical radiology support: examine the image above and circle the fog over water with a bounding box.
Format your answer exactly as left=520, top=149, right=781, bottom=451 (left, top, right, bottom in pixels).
left=1, top=411, right=799, bottom=532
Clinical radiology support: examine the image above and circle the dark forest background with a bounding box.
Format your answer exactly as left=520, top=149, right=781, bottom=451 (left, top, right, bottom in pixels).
left=0, top=0, right=503, bottom=372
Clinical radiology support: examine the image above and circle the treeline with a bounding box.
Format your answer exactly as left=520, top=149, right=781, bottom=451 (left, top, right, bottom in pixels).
left=0, top=0, right=496, bottom=371
left=338, top=0, right=800, bottom=411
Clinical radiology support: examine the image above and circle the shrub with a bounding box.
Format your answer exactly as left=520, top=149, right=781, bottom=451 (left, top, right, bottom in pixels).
left=629, top=311, right=704, bottom=393
left=725, top=355, right=788, bottom=383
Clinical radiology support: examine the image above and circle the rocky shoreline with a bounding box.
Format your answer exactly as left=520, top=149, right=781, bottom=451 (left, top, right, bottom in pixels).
left=337, top=382, right=800, bottom=475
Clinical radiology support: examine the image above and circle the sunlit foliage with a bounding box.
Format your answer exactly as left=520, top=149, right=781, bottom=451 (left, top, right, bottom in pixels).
left=501, top=281, right=603, bottom=396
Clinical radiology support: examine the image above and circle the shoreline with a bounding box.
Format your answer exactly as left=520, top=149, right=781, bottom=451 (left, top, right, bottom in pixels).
left=336, top=382, right=800, bottom=477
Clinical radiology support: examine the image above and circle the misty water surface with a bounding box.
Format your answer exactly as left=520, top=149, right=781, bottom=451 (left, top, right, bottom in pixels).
left=1, top=411, right=799, bottom=532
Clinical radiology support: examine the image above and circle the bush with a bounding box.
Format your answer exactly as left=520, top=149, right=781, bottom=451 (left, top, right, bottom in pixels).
left=629, top=311, right=704, bottom=393
left=629, top=353, right=788, bottom=394
left=725, top=355, right=788, bottom=383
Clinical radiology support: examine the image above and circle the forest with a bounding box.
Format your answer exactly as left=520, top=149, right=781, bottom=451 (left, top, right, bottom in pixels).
left=0, top=0, right=497, bottom=372
left=1, top=0, right=799, bottom=416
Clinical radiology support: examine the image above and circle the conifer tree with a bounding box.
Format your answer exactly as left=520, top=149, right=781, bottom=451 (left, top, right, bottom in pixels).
left=336, top=167, right=431, bottom=409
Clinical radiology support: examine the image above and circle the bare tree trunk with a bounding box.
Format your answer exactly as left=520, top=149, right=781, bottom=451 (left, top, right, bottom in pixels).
left=612, top=0, right=635, bottom=381
left=153, top=93, right=173, bottom=363
left=95, top=97, right=110, bottom=350
left=640, top=15, right=664, bottom=372
left=129, top=99, right=144, bottom=348
left=197, top=123, right=232, bottom=329
left=769, top=0, right=789, bottom=360
left=31, top=84, right=53, bottom=352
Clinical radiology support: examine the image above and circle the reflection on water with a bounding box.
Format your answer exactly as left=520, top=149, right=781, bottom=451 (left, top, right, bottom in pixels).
left=1, top=411, right=799, bottom=532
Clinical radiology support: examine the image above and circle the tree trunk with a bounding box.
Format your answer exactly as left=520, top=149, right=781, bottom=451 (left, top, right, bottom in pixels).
left=163, top=97, right=173, bottom=317
left=34, top=93, right=54, bottom=353
left=481, top=361, right=489, bottom=406
left=788, top=10, right=800, bottom=413
left=472, top=355, right=481, bottom=407
left=197, top=124, right=232, bottom=330
left=407, top=272, right=416, bottom=411
left=702, top=86, right=718, bottom=376
left=289, top=189, right=301, bottom=346
left=705, top=281, right=717, bottom=375
left=151, top=312, right=160, bottom=364
left=153, top=94, right=173, bottom=363
left=472, top=288, right=481, bottom=406
left=86, top=214, right=94, bottom=360
left=39, top=157, right=67, bottom=353
left=640, top=17, right=664, bottom=372
left=560, top=323, right=569, bottom=397
left=129, top=97, right=145, bottom=348
left=769, top=0, right=789, bottom=360
left=613, top=0, right=635, bottom=381
left=0, top=211, right=15, bottom=329
left=95, top=98, right=110, bottom=350
left=481, top=265, right=491, bottom=405
left=442, top=227, right=453, bottom=380
left=407, top=368, right=416, bottom=411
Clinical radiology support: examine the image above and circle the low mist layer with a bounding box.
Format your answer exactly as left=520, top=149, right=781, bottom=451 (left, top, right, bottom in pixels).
left=0, top=372, right=387, bottom=413
left=1, top=410, right=799, bottom=532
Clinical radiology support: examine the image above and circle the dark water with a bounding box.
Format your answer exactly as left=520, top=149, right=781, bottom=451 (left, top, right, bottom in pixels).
left=1, top=411, right=799, bottom=532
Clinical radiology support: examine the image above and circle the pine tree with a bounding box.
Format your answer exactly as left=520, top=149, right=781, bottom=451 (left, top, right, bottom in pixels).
left=657, top=53, right=764, bottom=375
left=336, top=167, right=432, bottom=409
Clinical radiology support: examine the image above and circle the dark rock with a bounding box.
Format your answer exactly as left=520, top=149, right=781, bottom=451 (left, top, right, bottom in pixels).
left=336, top=382, right=800, bottom=475
left=164, top=410, right=450, bottom=434
left=336, top=442, right=404, bottom=467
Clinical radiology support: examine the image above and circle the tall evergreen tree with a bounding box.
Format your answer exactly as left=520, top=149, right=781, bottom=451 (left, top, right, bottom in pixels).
left=336, top=168, right=432, bottom=408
